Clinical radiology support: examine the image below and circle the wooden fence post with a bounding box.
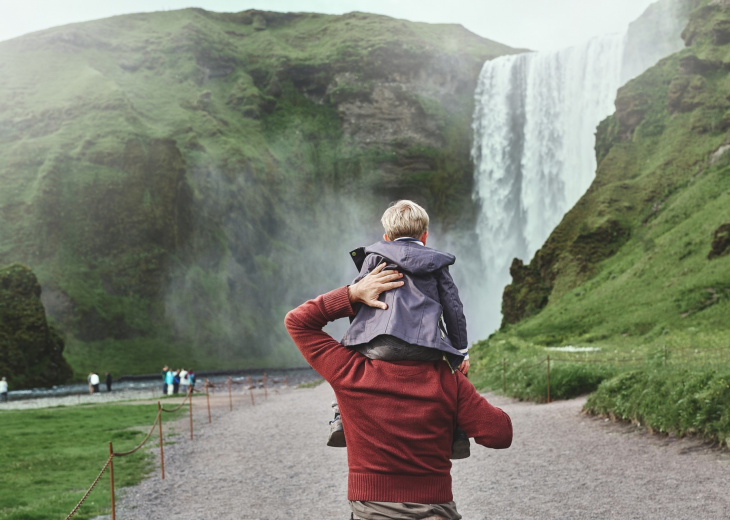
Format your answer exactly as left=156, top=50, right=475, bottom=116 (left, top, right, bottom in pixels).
left=188, top=386, right=194, bottom=440
left=157, top=403, right=165, bottom=480
left=205, top=379, right=212, bottom=424
left=228, top=376, right=233, bottom=411
left=546, top=355, right=551, bottom=404
left=109, top=442, right=116, bottom=520
left=502, top=358, right=506, bottom=394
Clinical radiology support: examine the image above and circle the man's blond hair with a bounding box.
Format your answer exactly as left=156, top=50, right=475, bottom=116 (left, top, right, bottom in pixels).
left=381, top=200, right=429, bottom=240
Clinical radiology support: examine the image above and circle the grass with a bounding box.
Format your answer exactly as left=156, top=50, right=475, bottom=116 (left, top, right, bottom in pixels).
left=0, top=401, right=185, bottom=520
left=298, top=378, right=325, bottom=389
left=585, top=365, right=730, bottom=447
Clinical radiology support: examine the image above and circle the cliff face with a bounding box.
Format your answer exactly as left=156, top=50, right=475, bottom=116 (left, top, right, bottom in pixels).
left=0, top=9, right=518, bottom=377
left=501, top=0, right=730, bottom=346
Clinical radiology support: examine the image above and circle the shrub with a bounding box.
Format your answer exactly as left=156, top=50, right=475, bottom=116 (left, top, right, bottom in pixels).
left=585, top=367, right=730, bottom=446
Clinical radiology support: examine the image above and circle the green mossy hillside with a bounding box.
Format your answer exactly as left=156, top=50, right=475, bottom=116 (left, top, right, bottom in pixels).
left=0, top=9, right=518, bottom=383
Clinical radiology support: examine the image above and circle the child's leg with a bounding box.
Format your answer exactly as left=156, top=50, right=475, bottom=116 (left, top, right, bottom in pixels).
left=450, top=425, right=470, bottom=459
left=327, top=400, right=346, bottom=447
left=451, top=366, right=471, bottom=459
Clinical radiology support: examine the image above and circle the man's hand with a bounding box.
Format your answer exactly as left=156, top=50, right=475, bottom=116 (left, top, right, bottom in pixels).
left=458, top=359, right=470, bottom=375
left=348, top=262, right=404, bottom=310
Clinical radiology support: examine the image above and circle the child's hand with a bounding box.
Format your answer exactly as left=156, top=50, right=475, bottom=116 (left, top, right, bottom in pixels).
left=347, top=262, right=403, bottom=310
left=458, top=359, right=470, bottom=375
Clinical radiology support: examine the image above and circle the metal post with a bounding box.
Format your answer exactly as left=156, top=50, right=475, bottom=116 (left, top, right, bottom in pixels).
left=546, top=356, right=551, bottom=404
left=188, top=386, right=194, bottom=441
left=205, top=379, right=212, bottom=424
left=502, top=358, right=506, bottom=394
left=109, top=442, right=115, bottom=520
left=264, top=372, right=268, bottom=400
left=228, top=376, right=233, bottom=412
left=157, top=404, right=165, bottom=480
left=250, top=384, right=255, bottom=406
left=285, top=375, right=289, bottom=387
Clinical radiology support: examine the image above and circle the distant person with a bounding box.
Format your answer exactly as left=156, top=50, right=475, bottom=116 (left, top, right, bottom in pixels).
left=89, top=372, right=100, bottom=394
left=188, top=370, right=196, bottom=392
left=162, top=365, right=169, bottom=395
left=105, top=372, right=113, bottom=392
left=285, top=263, right=512, bottom=519
left=0, top=377, right=8, bottom=402
left=330, top=200, right=472, bottom=458
left=173, top=369, right=181, bottom=394
left=165, top=368, right=175, bottom=396
left=179, top=368, right=189, bottom=394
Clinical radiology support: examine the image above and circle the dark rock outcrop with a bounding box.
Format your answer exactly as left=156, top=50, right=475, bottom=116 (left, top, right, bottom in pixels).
left=708, top=223, right=730, bottom=258
left=0, top=264, right=73, bottom=389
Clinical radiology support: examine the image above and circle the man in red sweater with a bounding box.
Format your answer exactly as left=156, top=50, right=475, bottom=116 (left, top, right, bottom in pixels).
left=285, top=263, right=512, bottom=519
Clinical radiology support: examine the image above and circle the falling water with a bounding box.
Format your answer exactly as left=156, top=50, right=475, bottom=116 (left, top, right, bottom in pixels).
left=470, top=34, right=625, bottom=334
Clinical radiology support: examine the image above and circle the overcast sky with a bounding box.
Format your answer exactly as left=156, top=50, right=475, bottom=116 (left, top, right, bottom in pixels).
left=0, top=0, right=659, bottom=51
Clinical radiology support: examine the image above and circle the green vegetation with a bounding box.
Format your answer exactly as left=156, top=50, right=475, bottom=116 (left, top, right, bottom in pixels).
left=298, top=377, right=325, bottom=388
left=0, top=264, right=72, bottom=388
left=0, top=402, right=184, bottom=520
left=0, top=9, right=517, bottom=384
left=585, top=366, right=730, bottom=447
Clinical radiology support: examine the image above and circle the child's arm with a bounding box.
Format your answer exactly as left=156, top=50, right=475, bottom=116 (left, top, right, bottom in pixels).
left=435, top=267, right=468, bottom=354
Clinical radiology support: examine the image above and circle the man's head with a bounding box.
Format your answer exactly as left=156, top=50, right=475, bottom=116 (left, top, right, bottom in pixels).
left=381, top=200, right=429, bottom=243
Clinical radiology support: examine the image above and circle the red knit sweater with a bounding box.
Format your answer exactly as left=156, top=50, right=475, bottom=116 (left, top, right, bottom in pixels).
left=285, top=287, right=513, bottom=504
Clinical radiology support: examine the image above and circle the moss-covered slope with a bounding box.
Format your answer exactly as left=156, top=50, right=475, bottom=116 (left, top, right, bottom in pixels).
left=0, top=9, right=518, bottom=381
left=0, top=264, right=73, bottom=388
left=495, top=0, right=730, bottom=351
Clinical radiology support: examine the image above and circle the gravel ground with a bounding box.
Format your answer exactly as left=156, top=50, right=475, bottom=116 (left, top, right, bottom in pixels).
left=94, top=381, right=730, bottom=520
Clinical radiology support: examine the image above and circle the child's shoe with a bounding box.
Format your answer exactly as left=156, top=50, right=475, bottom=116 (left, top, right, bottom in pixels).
left=327, top=401, right=346, bottom=447
left=450, top=427, right=470, bottom=459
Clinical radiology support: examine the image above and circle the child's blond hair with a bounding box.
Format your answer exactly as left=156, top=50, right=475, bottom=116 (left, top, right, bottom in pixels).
left=381, top=200, right=429, bottom=240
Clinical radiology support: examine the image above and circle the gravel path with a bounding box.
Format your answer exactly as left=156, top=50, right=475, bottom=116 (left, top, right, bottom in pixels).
left=105, top=382, right=729, bottom=520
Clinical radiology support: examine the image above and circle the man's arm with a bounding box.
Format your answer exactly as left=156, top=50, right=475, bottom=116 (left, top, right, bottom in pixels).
left=284, top=264, right=404, bottom=383
left=455, top=373, right=513, bottom=449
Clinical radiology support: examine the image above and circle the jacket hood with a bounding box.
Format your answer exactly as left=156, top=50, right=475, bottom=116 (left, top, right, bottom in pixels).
left=364, top=240, right=455, bottom=275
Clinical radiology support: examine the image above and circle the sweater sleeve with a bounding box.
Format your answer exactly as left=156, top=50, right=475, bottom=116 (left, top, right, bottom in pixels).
left=284, top=287, right=361, bottom=384
left=436, top=267, right=469, bottom=353
left=455, top=373, right=513, bottom=449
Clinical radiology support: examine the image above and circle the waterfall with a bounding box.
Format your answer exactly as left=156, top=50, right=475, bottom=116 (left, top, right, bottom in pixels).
left=471, top=34, right=625, bottom=335
left=468, top=0, right=688, bottom=339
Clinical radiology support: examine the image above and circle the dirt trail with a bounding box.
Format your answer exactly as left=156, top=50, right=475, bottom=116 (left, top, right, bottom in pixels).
left=110, top=382, right=730, bottom=520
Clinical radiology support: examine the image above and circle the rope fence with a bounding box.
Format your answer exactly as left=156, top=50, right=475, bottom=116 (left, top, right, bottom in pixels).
left=484, top=345, right=730, bottom=404
left=64, top=372, right=288, bottom=519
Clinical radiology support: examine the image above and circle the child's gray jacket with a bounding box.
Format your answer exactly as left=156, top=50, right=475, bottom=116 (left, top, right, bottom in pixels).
left=342, top=240, right=468, bottom=368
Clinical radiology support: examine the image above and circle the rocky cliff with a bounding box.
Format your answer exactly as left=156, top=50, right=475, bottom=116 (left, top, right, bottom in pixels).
left=0, top=9, right=518, bottom=380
